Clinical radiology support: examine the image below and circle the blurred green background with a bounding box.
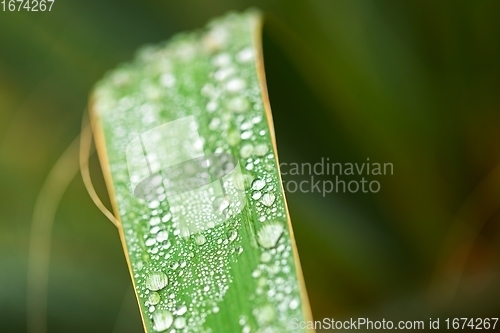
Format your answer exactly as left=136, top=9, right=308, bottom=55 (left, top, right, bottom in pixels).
left=1, top=0, right=500, bottom=332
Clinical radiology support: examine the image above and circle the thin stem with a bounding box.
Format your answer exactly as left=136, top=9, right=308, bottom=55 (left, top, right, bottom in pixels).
left=79, top=110, right=119, bottom=227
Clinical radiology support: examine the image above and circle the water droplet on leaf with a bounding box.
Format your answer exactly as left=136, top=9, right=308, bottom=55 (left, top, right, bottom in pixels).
left=228, top=97, right=249, bottom=112
left=156, top=231, right=168, bottom=242
left=237, top=47, right=254, bottom=62
left=260, top=252, right=272, bottom=263
left=174, top=316, right=186, bottom=329
left=159, top=73, right=176, bottom=87
left=152, top=309, right=173, bottom=331
left=226, top=78, right=246, bottom=92
left=194, top=234, right=207, bottom=246
left=289, top=298, right=300, bottom=310
left=252, top=191, right=262, bottom=200
left=146, top=272, right=169, bottom=291
left=240, top=144, right=254, bottom=158
left=145, top=238, right=156, bottom=247
left=260, top=193, right=275, bottom=207
left=252, top=179, right=265, bottom=191
left=227, top=229, right=238, bottom=242
left=257, top=222, right=284, bottom=249
left=147, top=292, right=161, bottom=305
left=254, top=144, right=269, bottom=156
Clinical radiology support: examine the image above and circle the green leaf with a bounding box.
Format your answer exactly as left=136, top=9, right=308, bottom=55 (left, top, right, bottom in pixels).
left=90, top=9, right=312, bottom=333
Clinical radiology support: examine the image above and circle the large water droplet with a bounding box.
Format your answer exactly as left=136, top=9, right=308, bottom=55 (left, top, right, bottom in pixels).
left=146, top=272, right=169, bottom=291
left=260, top=193, right=275, bottom=207
left=227, top=229, right=238, bottom=242
left=255, top=304, right=276, bottom=324
left=260, top=252, right=272, bottom=263
left=152, top=309, right=173, bottom=332
left=201, top=83, right=215, bottom=96
left=213, top=53, right=231, bottom=67
left=207, top=100, right=218, bottom=112
left=209, top=117, right=221, bottom=129
left=237, top=47, right=254, bottom=63
left=228, top=97, right=249, bottom=112
left=289, top=298, right=300, bottom=310
left=156, top=231, right=168, bottom=242
left=194, top=234, right=207, bottom=246
left=174, top=316, right=187, bottom=329
left=159, top=73, right=176, bottom=87
left=150, top=216, right=161, bottom=226
left=161, top=212, right=172, bottom=222
left=252, top=179, right=266, bottom=191
left=147, top=292, right=161, bottom=305
left=252, top=115, right=262, bottom=124
left=213, top=197, right=230, bottom=215
left=226, top=78, right=246, bottom=93
left=148, top=200, right=160, bottom=209
left=214, top=67, right=235, bottom=81
left=176, top=305, right=187, bottom=316
left=240, top=144, right=254, bottom=158
left=257, top=222, right=284, bottom=249
left=241, top=121, right=253, bottom=130
left=145, top=238, right=156, bottom=247
left=254, top=144, right=269, bottom=156
left=241, top=130, right=252, bottom=140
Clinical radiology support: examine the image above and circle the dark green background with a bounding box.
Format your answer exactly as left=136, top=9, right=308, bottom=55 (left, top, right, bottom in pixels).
left=1, top=0, right=500, bottom=332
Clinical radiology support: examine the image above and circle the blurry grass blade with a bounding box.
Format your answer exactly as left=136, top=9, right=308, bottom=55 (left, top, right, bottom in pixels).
left=90, top=9, right=313, bottom=333
left=27, top=135, right=81, bottom=333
